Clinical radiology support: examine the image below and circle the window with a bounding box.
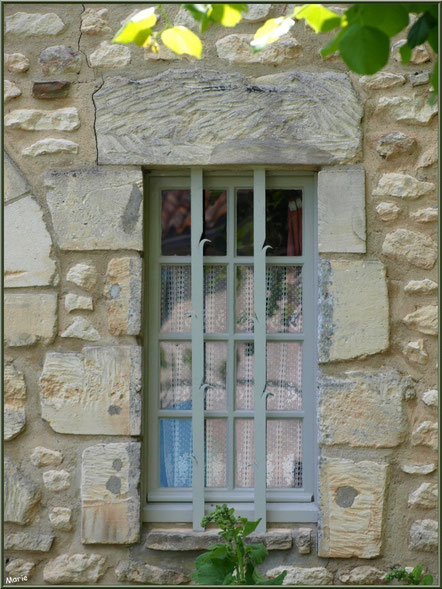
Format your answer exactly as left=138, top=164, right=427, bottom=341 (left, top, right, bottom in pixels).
left=144, top=170, right=317, bottom=530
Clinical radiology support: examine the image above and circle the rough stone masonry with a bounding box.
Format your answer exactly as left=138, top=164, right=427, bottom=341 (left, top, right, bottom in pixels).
left=4, top=3, right=438, bottom=585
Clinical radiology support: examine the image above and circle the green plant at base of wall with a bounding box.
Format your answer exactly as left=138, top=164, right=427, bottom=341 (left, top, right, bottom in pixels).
left=384, top=565, right=434, bottom=585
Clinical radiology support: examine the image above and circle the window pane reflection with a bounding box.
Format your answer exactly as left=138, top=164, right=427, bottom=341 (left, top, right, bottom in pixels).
left=266, top=190, right=302, bottom=256
left=204, top=190, right=227, bottom=255
left=236, top=189, right=254, bottom=256
left=161, top=190, right=191, bottom=255
left=160, top=418, right=192, bottom=487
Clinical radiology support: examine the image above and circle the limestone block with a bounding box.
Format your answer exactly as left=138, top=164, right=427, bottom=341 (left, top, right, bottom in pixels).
left=4, top=361, right=26, bottom=441
left=39, top=346, right=141, bottom=435
left=403, top=305, right=438, bottom=335
left=422, top=389, right=438, bottom=407
left=81, top=442, right=140, bottom=544
left=105, top=257, right=142, bottom=335
left=115, top=561, right=190, bottom=584
left=4, top=407, right=26, bottom=441
left=337, top=566, right=385, bottom=585
left=404, top=279, right=438, bottom=295
left=411, top=421, right=438, bottom=450
left=401, top=463, right=436, bottom=475
left=23, top=138, right=78, bottom=156
left=376, top=202, right=401, bottom=221
left=4, top=458, right=41, bottom=525
left=408, top=483, right=438, bottom=509
left=392, top=41, right=430, bottom=64
left=409, top=520, right=438, bottom=551
left=60, top=317, right=100, bottom=341
left=318, top=260, right=389, bottom=362
left=377, top=95, right=437, bottom=125
left=4, top=152, right=30, bottom=202
left=5, top=53, right=30, bottom=72
left=267, top=566, right=333, bottom=585
left=216, top=34, right=301, bottom=65
left=409, top=72, right=430, bottom=86
left=39, top=46, right=81, bottom=74
left=5, top=196, right=57, bottom=287
left=410, top=208, right=438, bottom=223
left=49, top=507, right=72, bottom=530
left=5, top=13, right=65, bottom=36
left=5, top=560, right=35, bottom=579
left=359, top=72, right=405, bottom=90
left=4, top=292, right=57, bottom=347
left=5, top=80, right=22, bottom=103
left=95, top=70, right=362, bottom=166
left=372, top=173, right=434, bottom=199
left=43, top=470, right=71, bottom=492
left=64, top=293, right=93, bottom=312
left=43, top=554, right=107, bottom=583
left=66, top=263, right=97, bottom=290
left=318, top=167, right=365, bottom=253
left=30, top=447, right=63, bottom=468
left=375, top=132, right=416, bottom=159
left=319, top=371, right=412, bottom=447
left=404, top=339, right=429, bottom=364
left=243, top=3, right=271, bottom=22
left=418, top=147, right=438, bottom=168
left=382, top=229, right=437, bottom=269
left=5, top=532, right=54, bottom=552
left=45, top=168, right=143, bottom=250
left=81, top=8, right=111, bottom=34
left=294, top=528, right=312, bottom=554
left=5, top=108, right=80, bottom=131
left=32, top=81, right=71, bottom=100
left=88, top=41, right=131, bottom=68
left=319, top=458, right=388, bottom=558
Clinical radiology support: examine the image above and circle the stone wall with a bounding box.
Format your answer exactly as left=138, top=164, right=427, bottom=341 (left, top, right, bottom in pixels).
left=4, top=3, right=438, bottom=585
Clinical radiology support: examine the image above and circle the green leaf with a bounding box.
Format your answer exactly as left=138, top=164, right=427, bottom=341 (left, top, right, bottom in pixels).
left=210, top=4, right=246, bottom=27
left=408, top=14, right=430, bottom=48
left=292, top=4, right=341, bottom=33
left=251, top=17, right=295, bottom=51
left=400, top=42, right=412, bottom=64
left=412, top=565, right=423, bottom=579
left=339, top=24, right=390, bottom=74
left=245, top=543, right=267, bottom=565
left=320, top=28, right=346, bottom=58
left=113, top=7, right=157, bottom=45
left=421, top=574, right=434, bottom=585
left=241, top=518, right=261, bottom=537
left=192, top=556, right=235, bottom=585
left=161, top=26, right=202, bottom=58
left=430, top=60, right=438, bottom=94
left=357, top=4, right=410, bottom=37
left=257, top=571, right=288, bottom=585
left=427, top=25, right=438, bottom=53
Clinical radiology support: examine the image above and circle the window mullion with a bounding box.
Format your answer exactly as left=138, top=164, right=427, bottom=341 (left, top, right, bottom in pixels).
left=227, top=184, right=235, bottom=491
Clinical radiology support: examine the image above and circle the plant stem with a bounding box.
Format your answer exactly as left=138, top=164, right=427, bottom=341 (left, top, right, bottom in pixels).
left=158, top=4, right=172, bottom=27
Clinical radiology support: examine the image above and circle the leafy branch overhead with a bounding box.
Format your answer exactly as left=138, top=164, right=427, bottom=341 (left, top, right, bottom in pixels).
left=113, top=3, right=438, bottom=93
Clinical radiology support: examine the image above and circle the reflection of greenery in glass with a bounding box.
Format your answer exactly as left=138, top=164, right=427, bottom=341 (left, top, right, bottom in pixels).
left=236, top=189, right=253, bottom=256
left=183, top=348, right=192, bottom=366
left=218, top=360, right=227, bottom=381
left=160, top=345, right=167, bottom=368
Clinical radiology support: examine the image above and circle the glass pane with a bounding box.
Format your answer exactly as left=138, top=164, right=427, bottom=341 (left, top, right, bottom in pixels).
left=205, top=419, right=227, bottom=488
left=235, top=343, right=254, bottom=410
left=205, top=342, right=227, bottom=410
left=160, top=418, right=192, bottom=487
left=236, top=265, right=254, bottom=333
left=204, top=265, right=227, bottom=333
left=204, top=189, right=227, bottom=255
left=266, top=190, right=302, bottom=256
left=266, top=266, right=302, bottom=333
left=160, top=265, right=192, bottom=333
left=236, top=189, right=253, bottom=256
left=266, top=420, right=302, bottom=488
left=235, top=419, right=254, bottom=488
left=161, top=189, right=191, bottom=255
left=266, top=342, right=302, bottom=410
left=160, top=342, right=192, bottom=410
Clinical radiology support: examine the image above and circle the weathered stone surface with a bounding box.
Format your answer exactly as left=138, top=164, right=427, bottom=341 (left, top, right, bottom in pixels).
left=66, top=263, right=97, bottom=290
left=30, top=447, right=63, bottom=468
left=267, top=566, right=333, bottom=585
left=377, top=95, right=438, bottom=125
left=422, top=389, right=438, bottom=407
left=105, top=257, right=142, bottom=335
left=174, top=6, right=200, bottom=30
left=5, top=53, right=30, bottom=72
left=403, top=305, right=438, bottom=335
left=40, top=346, right=141, bottom=435
left=392, top=41, right=430, bottom=64
left=4, top=407, right=26, bottom=441
left=319, top=371, right=412, bottom=447
left=4, top=361, right=26, bottom=441
left=243, top=3, right=271, bottom=22
left=4, top=293, right=57, bottom=347
left=81, top=8, right=111, bottom=34
left=23, top=138, right=78, bottom=157
left=409, top=520, right=438, bottom=551
left=95, top=70, right=363, bottom=166
left=5, top=80, right=22, bottom=103
left=411, top=421, right=438, bottom=451
left=373, top=173, right=434, bottom=199
left=89, top=41, right=131, bottom=68
left=45, top=168, right=143, bottom=250
left=359, top=72, right=405, bottom=90
left=318, top=167, right=365, bottom=253
left=337, top=566, right=385, bottom=585
left=404, top=339, right=429, bottom=364
left=115, top=561, right=190, bottom=584
left=43, top=470, right=71, bottom=492
left=409, top=72, right=430, bottom=86
left=404, top=279, right=438, bottom=295
left=376, top=202, right=401, bottom=221
left=410, top=207, right=438, bottom=223
left=5, top=107, right=80, bottom=131
left=4, top=152, right=30, bottom=202
left=383, top=229, right=437, bottom=269
left=319, top=458, right=388, bottom=558
left=49, top=507, right=72, bottom=530
left=43, top=554, right=107, bottom=583
left=319, top=260, right=389, bottom=362
left=217, top=34, right=301, bottom=65
left=5, top=532, right=54, bottom=552
left=295, top=528, right=312, bottom=554
left=144, top=45, right=182, bottom=61
left=60, top=317, right=100, bottom=341
left=39, top=46, right=81, bottom=74
left=408, top=483, right=438, bottom=509
left=81, top=442, right=140, bottom=544
left=5, top=559, right=35, bottom=578
left=65, top=293, right=93, bottom=312
left=375, top=132, right=416, bottom=159
left=5, top=458, right=41, bottom=525
left=417, top=147, right=438, bottom=168
left=401, top=463, right=436, bottom=475
left=5, top=196, right=57, bottom=287
left=6, top=13, right=65, bottom=36
left=32, top=81, right=71, bottom=100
